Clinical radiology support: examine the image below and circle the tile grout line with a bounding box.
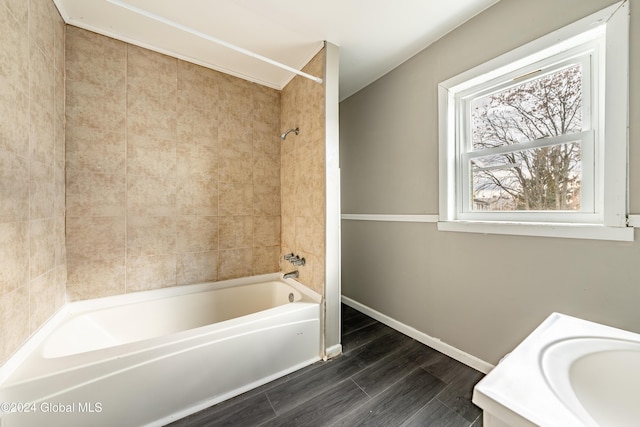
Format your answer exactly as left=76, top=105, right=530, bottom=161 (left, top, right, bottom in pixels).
left=263, top=392, right=279, bottom=421
left=349, top=376, right=371, bottom=399
left=262, top=376, right=358, bottom=425
left=124, top=43, right=129, bottom=295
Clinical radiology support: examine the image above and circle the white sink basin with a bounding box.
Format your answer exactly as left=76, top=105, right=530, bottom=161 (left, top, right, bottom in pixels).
left=473, top=313, right=640, bottom=427
left=541, top=337, right=640, bottom=427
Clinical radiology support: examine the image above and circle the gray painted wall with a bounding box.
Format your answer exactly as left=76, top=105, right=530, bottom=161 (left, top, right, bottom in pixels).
left=340, top=0, right=640, bottom=365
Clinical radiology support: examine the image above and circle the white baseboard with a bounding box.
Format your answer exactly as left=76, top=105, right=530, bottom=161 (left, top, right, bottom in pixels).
left=324, top=343, right=343, bottom=360
left=342, top=296, right=494, bottom=374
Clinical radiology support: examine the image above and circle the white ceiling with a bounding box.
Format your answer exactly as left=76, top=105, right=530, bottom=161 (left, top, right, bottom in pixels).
left=53, top=0, right=498, bottom=100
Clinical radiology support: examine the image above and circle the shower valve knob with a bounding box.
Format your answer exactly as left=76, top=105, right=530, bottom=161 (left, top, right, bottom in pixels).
left=284, top=253, right=305, bottom=266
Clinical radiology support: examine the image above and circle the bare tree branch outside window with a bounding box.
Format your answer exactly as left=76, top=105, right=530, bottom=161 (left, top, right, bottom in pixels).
left=470, top=64, right=583, bottom=211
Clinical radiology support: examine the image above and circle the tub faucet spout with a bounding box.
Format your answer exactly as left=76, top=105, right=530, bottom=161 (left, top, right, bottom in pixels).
left=283, top=270, right=299, bottom=280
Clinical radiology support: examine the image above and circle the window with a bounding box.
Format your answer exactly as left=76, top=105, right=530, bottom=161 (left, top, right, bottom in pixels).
left=438, top=1, right=632, bottom=241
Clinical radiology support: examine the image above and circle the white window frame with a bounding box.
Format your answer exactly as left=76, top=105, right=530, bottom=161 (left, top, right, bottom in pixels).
left=459, top=48, right=597, bottom=223
left=437, top=1, right=632, bottom=241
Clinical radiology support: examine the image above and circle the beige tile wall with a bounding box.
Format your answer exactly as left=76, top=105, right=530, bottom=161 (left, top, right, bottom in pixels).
left=0, top=0, right=67, bottom=364
left=65, top=27, right=282, bottom=300
left=0, top=16, right=326, bottom=365
left=280, top=49, right=326, bottom=295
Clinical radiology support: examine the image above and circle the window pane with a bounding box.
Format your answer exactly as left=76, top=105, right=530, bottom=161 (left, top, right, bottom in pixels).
left=471, top=64, right=583, bottom=151
left=471, top=142, right=581, bottom=211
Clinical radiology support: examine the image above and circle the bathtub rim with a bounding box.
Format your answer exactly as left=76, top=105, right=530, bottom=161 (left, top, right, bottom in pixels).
left=0, top=273, right=322, bottom=386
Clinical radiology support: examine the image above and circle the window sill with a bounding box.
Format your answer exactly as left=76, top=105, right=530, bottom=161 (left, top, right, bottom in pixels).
left=437, top=220, right=634, bottom=242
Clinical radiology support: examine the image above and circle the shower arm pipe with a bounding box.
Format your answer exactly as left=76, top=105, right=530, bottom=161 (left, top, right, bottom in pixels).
left=106, top=0, right=324, bottom=85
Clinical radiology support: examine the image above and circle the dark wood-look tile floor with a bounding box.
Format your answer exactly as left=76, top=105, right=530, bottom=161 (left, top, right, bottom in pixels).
left=168, top=304, right=484, bottom=427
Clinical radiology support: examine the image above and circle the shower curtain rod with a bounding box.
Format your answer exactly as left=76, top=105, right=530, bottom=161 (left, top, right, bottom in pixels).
left=106, top=0, right=323, bottom=85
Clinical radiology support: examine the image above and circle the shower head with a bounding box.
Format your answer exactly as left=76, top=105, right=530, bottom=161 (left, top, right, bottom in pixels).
left=280, top=127, right=299, bottom=140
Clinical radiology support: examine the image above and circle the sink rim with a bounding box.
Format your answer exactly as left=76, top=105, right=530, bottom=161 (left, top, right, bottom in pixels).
left=540, top=336, right=640, bottom=427
left=473, top=313, right=640, bottom=427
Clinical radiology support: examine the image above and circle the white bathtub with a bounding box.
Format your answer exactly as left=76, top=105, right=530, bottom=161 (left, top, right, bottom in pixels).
left=0, top=273, right=321, bottom=427
left=473, top=312, right=640, bottom=427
